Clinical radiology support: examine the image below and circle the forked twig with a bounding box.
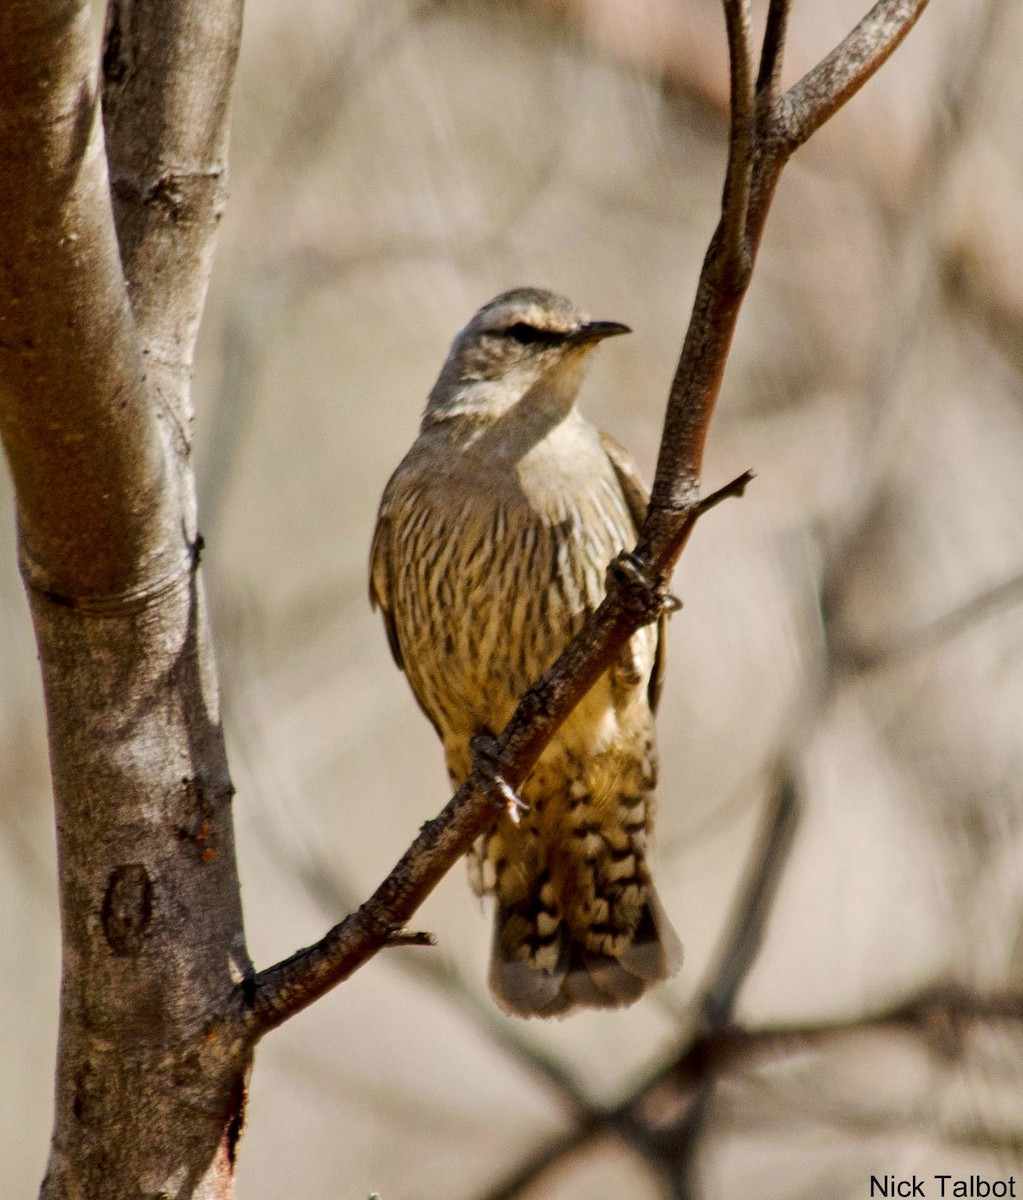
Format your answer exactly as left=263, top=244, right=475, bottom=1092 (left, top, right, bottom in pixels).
left=780, top=0, right=932, bottom=150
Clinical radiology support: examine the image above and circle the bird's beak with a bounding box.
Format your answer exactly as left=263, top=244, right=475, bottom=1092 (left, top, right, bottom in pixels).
left=567, top=320, right=632, bottom=346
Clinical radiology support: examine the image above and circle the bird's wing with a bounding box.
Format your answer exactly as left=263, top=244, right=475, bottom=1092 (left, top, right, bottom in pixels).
left=370, top=465, right=446, bottom=741
left=369, top=502, right=405, bottom=672
left=598, top=430, right=668, bottom=715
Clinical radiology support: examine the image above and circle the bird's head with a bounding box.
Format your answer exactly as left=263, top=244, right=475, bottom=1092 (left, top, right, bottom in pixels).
left=423, top=288, right=630, bottom=428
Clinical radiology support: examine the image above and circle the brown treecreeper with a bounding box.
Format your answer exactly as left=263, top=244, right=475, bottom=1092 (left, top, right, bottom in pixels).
left=371, top=288, right=681, bottom=1017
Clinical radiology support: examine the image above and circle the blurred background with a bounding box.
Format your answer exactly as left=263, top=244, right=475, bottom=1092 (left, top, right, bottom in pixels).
left=4, top=0, right=1023, bottom=1196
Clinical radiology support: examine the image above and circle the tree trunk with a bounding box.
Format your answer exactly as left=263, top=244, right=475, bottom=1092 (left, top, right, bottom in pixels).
left=0, top=1, right=251, bottom=1194
left=36, top=579, right=252, bottom=1198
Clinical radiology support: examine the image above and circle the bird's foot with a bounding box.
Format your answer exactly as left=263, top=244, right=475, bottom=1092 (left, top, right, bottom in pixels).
left=606, top=551, right=681, bottom=623
left=470, top=732, right=528, bottom=825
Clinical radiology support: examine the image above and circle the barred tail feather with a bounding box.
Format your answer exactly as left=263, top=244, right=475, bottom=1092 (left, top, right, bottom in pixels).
left=489, top=887, right=682, bottom=1019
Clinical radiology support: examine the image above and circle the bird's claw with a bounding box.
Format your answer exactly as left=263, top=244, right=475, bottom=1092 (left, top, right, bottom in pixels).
left=470, top=733, right=528, bottom=823
left=606, top=551, right=681, bottom=621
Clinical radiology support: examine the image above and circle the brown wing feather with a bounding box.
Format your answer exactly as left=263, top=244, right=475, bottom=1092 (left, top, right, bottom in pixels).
left=369, top=509, right=405, bottom=671
left=598, top=430, right=667, bottom=714
left=370, top=497, right=445, bottom=739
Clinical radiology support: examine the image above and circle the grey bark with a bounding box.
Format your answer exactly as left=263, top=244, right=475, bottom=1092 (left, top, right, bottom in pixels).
left=0, top=1, right=249, bottom=1196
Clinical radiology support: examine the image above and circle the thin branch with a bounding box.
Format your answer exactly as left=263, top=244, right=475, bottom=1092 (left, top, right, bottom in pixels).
left=244, top=477, right=741, bottom=1037
left=412, top=952, right=596, bottom=1116
left=471, top=982, right=1023, bottom=1198
left=244, top=774, right=500, bottom=1036
left=839, top=568, right=1023, bottom=675
left=720, top=0, right=755, bottom=276
left=226, top=632, right=598, bottom=1111
left=755, top=0, right=791, bottom=107
left=777, top=0, right=933, bottom=152
left=692, top=469, right=755, bottom=519
left=476, top=1124, right=602, bottom=1200
left=656, top=985, right=1023, bottom=1084
left=695, top=769, right=801, bottom=1030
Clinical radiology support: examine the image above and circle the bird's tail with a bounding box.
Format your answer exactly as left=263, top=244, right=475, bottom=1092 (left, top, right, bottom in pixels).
left=488, top=879, right=682, bottom=1019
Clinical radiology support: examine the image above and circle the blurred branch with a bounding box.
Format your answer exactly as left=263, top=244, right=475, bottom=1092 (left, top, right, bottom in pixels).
left=935, top=0, right=1023, bottom=376
left=661, top=985, right=1023, bottom=1081
left=813, top=0, right=1017, bottom=676
left=475, top=765, right=802, bottom=1200
left=627, top=769, right=800, bottom=1196
left=252, top=1, right=445, bottom=212
left=241, top=0, right=932, bottom=1043
left=480, top=1125, right=602, bottom=1200
left=476, top=921, right=1023, bottom=1199
left=695, top=772, right=800, bottom=1031
left=837, top=568, right=1023, bottom=674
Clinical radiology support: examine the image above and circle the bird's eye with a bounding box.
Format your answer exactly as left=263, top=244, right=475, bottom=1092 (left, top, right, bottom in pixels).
left=503, top=322, right=561, bottom=345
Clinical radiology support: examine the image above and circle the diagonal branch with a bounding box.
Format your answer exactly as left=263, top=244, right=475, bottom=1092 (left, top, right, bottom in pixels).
left=777, top=0, right=933, bottom=152
left=836, top=568, right=1023, bottom=675
left=242, top=0, right=934, bottom=1041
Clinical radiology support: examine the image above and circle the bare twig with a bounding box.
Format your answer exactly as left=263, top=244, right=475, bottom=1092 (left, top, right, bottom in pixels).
left=778, top=0, right=932, bottom=152
left=720, top=0, right=755, bottom=275
left=383, top=928, right=436, bottom=947
left=692, top=469, right=755, bottom=519
left=245, top=773, right=502, bottom=1034
left=244, top=0, right=933, bottom=1039
left=226, top=638, right=598, bottom=1112
left=755, top=0, right=791, bottom=108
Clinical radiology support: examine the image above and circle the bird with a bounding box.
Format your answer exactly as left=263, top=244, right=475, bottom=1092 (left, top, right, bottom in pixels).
left=369, top=287, right=681, bottom=1017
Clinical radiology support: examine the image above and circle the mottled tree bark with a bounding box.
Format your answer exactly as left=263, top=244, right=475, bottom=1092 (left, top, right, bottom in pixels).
left=0, top=1, right=248, bottom=1196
